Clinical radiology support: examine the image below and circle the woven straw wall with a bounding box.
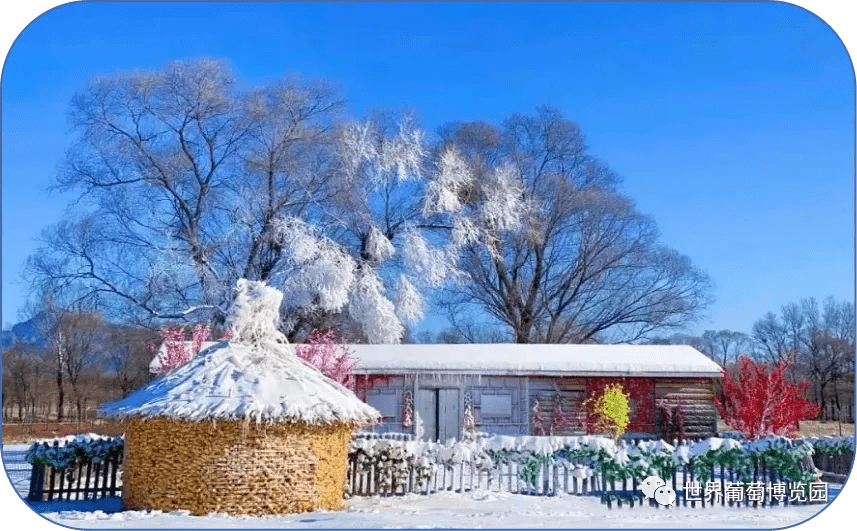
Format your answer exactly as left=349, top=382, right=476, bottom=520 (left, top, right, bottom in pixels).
left=122, top=417, right=355, bottom=515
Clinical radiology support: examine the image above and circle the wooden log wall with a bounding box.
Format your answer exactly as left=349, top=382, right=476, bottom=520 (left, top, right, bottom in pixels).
left=654, top=378, right=718, bottom=438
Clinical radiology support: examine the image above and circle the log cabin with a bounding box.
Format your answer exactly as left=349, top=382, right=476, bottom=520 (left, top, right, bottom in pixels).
left=350, top=344, right=722, bottom=441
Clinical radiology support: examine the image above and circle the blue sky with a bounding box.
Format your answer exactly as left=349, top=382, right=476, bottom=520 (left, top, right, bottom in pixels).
left=1, top=1, right=854, bottom=338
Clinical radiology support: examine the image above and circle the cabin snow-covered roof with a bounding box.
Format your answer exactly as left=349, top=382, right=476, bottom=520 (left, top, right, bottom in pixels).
left=350, top=344, right=722, bottom=378
left=102, top=280, right=379, bottom=425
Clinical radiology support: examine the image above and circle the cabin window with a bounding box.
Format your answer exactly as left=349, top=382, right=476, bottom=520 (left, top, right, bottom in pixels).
left=481, top=393, right=513, bottom=418
left=367, top=393, right=398, bottom=421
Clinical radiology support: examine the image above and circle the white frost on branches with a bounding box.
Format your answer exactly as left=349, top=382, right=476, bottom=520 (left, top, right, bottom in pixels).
left=348, top=270, right=404, bottom=344
left=263, top=117, right=527, bottom=345
left=364, top=226, right=396, bottom=262
left=480, top=163, right=524, bottom=232
left=277, top=217, right=356, bottom=313
left=423, top=146, right=473, bottom=215
left=337, top=114, right=425, bottom=188
left=402, top=230, right=461, bottom=288
left=337, top=121, right=378, bottom=182
left=394, top=275, right=424, bottom=324
left=379, top=115, right=425, bottom=182
left=450, top=217, right=480, bottom=249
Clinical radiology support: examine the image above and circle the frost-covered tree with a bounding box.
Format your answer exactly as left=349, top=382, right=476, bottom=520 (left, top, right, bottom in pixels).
left=426, top=107, right=712, bottom=343
left=24, top=60, right=462, bottom=344
left=26, top=59, right=344, bottom=328
left=273, top=111, right=465, bottom=343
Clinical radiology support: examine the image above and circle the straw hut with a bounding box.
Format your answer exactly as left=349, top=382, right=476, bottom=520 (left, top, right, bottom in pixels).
left=101, top=279, right=380, bottom=516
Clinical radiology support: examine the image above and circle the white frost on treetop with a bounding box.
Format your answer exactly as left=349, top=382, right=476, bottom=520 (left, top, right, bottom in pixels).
left=378, top=115, right=424, bottom=182
left=100, top=279, right=380, bottom=424
left=337, top=121, right=378, bottom=182
left=338, top=115, right=424, bottom=187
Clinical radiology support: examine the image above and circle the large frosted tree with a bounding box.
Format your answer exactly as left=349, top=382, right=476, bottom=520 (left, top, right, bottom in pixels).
left=28, top=59, right=343, bottom=324
left=423, top=107, right=713, bottom=343
left=26, top=60, right=460, bottom=343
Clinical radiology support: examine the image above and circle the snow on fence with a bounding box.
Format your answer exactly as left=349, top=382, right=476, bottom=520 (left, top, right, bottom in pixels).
left=25, top=436, right=124, bottom=502
left=345, top=433, right=854, bottom=506
left=21, top=432, right=852, bottom=507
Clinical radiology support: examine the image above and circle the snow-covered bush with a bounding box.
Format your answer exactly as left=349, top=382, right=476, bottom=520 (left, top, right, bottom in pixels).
left=803, top=435, right=854, bottom=455
left=26, top=435, right=124, bottom=470
left=349, top=433, right=831, bottom=495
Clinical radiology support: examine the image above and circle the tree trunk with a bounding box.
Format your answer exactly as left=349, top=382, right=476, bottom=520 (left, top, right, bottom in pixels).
left=56, top=369, right=64, bottom=422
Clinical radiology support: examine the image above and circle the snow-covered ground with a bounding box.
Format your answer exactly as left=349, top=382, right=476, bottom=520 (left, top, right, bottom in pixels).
left=3, top=442, right=850, bottom=530
left=8, top=490, right=841, bottom=529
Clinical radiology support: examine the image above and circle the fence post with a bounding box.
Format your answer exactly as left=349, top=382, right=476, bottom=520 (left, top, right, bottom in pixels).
left=57, top=463, right=66, bottom=501
left=631, top=476, right=638, bottom=507
left=672, top=467, right=677, bottom=506
left=109, top=452, right=120, bottom=497
left=83, top=460, right=93, bottom=501
left=27, top=464, right=45, bottom=502
left=72, top=460, right=83, bottom=500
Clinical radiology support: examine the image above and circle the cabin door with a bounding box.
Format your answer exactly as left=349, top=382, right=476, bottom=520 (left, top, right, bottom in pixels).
left=417, top=389, right=459, bottom=442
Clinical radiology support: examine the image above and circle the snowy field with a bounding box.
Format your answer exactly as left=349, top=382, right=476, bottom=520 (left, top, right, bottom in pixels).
left=4, top=488, right=845, bottom=529
left=3, top=443, right=851, bottom=530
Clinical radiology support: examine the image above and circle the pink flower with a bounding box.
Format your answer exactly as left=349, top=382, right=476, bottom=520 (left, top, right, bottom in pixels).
left=295, top=329, right=357, bottom=391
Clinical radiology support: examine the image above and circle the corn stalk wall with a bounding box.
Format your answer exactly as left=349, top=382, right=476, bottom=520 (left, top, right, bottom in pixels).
left=122, top=417, right=354, bottom=516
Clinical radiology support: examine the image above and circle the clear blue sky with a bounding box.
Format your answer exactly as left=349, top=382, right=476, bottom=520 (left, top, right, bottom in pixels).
left=2, top=2, right=854, bottom=338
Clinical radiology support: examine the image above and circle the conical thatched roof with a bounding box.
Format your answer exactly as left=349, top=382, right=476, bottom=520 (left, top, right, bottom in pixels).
left=101, top=280, right=380, bottom=425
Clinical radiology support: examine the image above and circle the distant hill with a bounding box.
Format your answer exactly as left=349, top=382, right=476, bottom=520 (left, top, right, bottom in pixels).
left=1, top=311, right=48, bottom=348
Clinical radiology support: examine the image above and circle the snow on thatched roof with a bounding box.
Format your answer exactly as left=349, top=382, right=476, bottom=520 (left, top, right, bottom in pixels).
left=101, top=280, right=380, bottom=425
left=350, top=344, right=722, bottom=377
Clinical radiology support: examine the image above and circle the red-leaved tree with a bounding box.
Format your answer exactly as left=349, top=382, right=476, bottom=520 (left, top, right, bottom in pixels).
left=714, top=356, right=820, bottom=439
left=295, top=329, right=357, bottom=391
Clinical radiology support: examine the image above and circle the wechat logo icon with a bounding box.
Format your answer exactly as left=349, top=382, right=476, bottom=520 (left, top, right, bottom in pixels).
left=640, top=475, right=676, bottom=506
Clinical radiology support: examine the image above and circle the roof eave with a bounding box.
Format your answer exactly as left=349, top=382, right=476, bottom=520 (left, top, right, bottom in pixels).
left=352, top=369, right=722, bottom=378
